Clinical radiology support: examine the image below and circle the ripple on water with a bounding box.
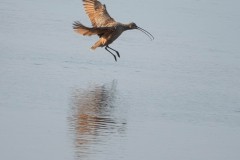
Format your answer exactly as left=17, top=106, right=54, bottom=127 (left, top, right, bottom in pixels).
left=68, top=80, right=127, bottom=160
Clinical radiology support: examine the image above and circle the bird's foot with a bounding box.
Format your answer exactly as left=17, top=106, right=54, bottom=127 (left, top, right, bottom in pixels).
left=113, top=55, right=117, bottom=62
left=116, top=51, right=120, bottom=58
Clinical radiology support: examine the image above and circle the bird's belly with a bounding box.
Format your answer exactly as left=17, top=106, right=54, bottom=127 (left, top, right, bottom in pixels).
left=103, top=31, right=122, bottom=45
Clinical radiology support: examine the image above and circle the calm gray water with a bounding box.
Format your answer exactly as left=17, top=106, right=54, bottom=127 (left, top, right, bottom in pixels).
left=1, top=0, right=240, bottom=160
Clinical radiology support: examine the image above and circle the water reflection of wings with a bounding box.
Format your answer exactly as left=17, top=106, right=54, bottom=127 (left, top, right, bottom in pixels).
left=69, top=80, right=126, bottom=159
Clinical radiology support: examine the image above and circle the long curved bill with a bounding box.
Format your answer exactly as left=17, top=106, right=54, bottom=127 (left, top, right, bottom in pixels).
left=137, top=26, right=154, bottom=41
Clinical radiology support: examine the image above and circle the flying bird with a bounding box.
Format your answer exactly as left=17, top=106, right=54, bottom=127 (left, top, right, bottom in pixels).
left=73, top=0, right=154, bottom=61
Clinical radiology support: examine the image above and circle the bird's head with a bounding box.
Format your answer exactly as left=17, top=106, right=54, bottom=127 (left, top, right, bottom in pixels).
left=128, top=22, right=154, bottom=40
left=128, top=22, right=138, bottom=29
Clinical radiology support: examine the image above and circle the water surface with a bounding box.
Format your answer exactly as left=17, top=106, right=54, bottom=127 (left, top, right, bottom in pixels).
left=1, top=0, right=240, bottom=160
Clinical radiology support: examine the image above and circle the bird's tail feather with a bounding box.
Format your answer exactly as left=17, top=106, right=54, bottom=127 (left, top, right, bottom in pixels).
left=73, top=21, right=113, bottom=36
left=73, top=21, right=115, bottom=37
left=73, top=21, right=97, bottom=36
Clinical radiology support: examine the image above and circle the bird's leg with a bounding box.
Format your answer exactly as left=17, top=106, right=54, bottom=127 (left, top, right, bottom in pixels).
left=105, top=46, right=117, bottom=62
left=107, top=46, right=120, bottom=58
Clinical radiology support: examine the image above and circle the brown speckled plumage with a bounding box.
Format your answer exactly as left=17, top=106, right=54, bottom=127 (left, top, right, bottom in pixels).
left=73, top=0, right=154, bottom=61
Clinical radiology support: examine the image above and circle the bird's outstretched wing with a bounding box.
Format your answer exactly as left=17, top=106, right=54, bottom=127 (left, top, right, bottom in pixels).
left=82, top=0, right=116, bottom=27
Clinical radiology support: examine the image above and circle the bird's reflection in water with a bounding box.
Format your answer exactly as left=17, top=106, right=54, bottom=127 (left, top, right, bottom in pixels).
left=69, top=80, right=126, bottom=159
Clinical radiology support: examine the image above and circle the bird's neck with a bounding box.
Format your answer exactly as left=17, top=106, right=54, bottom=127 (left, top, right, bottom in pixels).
left=118, top=23, right=131, bottom=31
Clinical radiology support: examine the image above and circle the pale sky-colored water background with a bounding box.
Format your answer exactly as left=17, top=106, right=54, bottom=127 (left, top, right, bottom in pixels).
left=1, top=0, right=240, bottom=160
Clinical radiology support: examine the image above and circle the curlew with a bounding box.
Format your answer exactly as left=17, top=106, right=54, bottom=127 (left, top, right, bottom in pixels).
left=73, top=0, right=154, bottom=61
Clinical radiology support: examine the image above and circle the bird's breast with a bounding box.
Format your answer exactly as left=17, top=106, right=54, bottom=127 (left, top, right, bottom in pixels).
left=102, top=29, right=123, bottom=45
